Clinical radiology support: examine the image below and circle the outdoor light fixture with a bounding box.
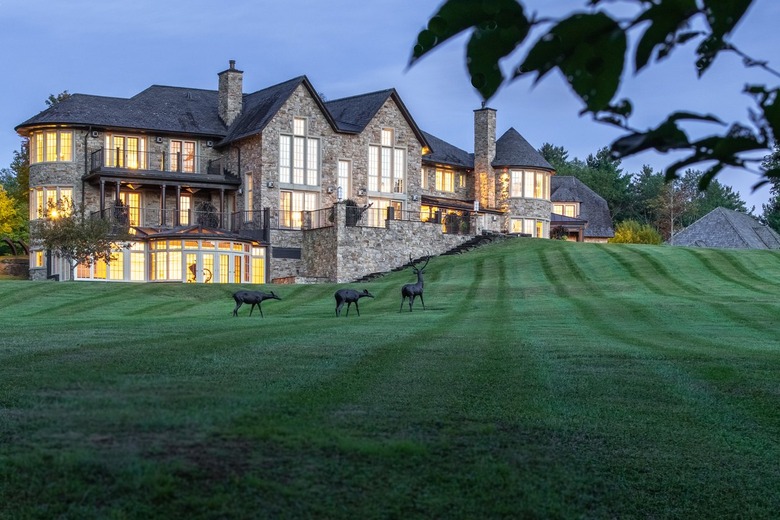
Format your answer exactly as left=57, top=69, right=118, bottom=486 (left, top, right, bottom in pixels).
left=358, top=188, right=366, bottom=196
left=267, top=181, right=275, bottom=188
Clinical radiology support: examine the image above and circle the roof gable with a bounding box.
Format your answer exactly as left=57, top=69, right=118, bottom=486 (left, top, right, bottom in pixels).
left=551, top=176, right=614, bottom=238
left=325, top=89, right=429, bottom=148
left=493, top=128, right=554, bottom=170
left=673, top=207, right=780, bottom=249
left=220, top=76, right=338, bottom=145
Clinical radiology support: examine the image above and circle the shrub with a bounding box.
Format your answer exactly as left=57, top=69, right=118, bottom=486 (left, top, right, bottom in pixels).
left=609, top=220, right=663, bottom=244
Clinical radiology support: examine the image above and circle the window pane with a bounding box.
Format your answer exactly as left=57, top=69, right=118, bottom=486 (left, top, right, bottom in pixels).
left=523, top=172, right=534, bottom=198
left=368, top=146, right=379, bottom=192
left=59, top=132, right=72, bottom=161
left=279, top=136, right=291, bottom=183
left=307, top=138, right=318, bottom=185
left=293, top=136, right=305, bottom=184
left=294, top=117, right=305, bottom=136
left=45, top=132, right=57, bottom=162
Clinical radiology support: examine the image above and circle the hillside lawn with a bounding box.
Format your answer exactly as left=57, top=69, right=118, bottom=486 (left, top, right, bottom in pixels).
left=1, top=238, right=779, bottom=518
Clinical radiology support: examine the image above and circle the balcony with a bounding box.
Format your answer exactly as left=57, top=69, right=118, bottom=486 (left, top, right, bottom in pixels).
left=87, top=149, right=238, bottom=189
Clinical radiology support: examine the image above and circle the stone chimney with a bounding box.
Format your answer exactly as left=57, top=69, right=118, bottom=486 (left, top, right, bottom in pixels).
left=474, top=106, right=497, bottom=208
left=218, top=60, right=243, bottom=126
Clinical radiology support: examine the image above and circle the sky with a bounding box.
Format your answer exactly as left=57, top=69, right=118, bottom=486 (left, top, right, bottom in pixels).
left=2, top=0, right=778, bottom=211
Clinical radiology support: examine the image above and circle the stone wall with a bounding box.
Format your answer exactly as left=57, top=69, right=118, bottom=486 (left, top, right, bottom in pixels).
left=0, top=257, right=29, bottom=278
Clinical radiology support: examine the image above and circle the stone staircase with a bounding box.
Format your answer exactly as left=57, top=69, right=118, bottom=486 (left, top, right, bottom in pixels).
left=352, top=232, right=512, bottom=282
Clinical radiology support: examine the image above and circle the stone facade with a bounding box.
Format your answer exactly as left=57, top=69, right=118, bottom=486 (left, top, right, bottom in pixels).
left=18, top=62, right=558, bottom=284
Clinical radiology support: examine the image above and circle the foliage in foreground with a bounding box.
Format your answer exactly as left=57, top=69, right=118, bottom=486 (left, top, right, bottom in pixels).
left=411, top=0, right=779, bottom=189
left=1, top=239, right=779, bottom=518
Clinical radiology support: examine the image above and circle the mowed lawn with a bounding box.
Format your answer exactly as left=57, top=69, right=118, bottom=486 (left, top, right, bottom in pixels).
left=1, top=239, right=779, bottom=519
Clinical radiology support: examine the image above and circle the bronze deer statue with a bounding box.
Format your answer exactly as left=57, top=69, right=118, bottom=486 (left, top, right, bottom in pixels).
left=400, top=255, right=430, bottom=312
left=335, top=288, right=374, bottom=317
left=232, top=290, right=281, bottom=317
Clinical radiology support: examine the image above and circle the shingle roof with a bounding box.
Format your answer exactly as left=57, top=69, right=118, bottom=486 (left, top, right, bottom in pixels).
left=671, top=207, right=780, bottom=249
left=16, top=87, right=228, bottom=137
left=493, top=128, right=554, bottom=170
left=325, top=89, right=429, bottom=149
left=325, top=90, right=394, bottom=133
left=421, top=131, right=474, bottom=169
left=551, top=176, right=614, bottom=238
left=220, top=76, right=313, bottom=144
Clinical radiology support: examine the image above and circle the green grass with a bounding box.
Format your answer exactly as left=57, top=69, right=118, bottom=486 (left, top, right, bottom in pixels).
left=1, top=238, right=779, bottom=519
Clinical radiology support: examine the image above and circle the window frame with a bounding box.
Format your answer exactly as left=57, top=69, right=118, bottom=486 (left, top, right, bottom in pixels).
left=279, top=117, right=320, bottom=187
left=30, top=130, right=74, bottom=164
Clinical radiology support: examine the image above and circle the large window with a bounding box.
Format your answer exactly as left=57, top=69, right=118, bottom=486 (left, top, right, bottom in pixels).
left=105, top=134, right=146, bottom=169
left=368, top=128, right=405, bottom=194
left=435, top=169, right=454, bottom=192
left=509, top=170, right=550, bottom=199
left=280, top=190, right=318, bottom=228
left=553, top=203, right=579, bottom=218
left=30, top=186, right=73, bottom=220
left=170, top=140, right=196, bottom=173
left=280, top=117, right=319, bottom=186
left=30, top=130, right=73, bottom=163
left=510, top=218, right=548, bottom=238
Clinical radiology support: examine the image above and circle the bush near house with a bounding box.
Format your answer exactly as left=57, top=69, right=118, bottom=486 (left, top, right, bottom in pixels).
left=609, top=219, right=663, bottom=244
left=1, top=239, right=779, bottom=518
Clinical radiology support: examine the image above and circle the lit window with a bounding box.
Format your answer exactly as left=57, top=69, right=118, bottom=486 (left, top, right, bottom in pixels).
left=171, top=140, right=196, bottom=172
left=280, top=190, right=318, bottom=228
left=510, top=170, right=550, bottom=199
left=435, top=169, right=454, bottom=192
left=30, top=186, right=73, bottom=220
left=30, top=130, right=73, bottom=164
left=105, top=134, right=146, bottom=169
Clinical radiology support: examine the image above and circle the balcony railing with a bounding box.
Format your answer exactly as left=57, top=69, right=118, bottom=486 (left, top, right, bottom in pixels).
left=93, top=204, right=470, bottom=238
left=95, top=205, right=230, bottom=229
left=90, top=148, right=231, bottom=176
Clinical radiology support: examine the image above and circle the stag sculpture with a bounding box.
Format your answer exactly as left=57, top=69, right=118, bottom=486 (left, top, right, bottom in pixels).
left=335, top=288, right=374, bottom=317
left=232, top=290, right=281, bottom=317
left=400, top=255, right=430, bottom=312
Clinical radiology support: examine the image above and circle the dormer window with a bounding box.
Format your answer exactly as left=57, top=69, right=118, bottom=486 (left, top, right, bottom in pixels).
left=553, top=203, right=579, bottom=218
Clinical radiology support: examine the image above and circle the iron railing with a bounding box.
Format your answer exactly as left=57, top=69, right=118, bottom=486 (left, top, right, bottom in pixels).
left=90, top=148, right=231, bottom=176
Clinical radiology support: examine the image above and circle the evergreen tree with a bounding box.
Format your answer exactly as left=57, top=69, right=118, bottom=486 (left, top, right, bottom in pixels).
left=760, top=143, right=780, bottom=232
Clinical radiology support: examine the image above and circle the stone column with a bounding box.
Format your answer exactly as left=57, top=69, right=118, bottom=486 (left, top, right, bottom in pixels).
left=474, top=107, right=497, bottom=209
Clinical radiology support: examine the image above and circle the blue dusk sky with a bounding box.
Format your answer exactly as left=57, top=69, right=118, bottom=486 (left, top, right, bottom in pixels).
left=1, top=0, right=778, bottom=211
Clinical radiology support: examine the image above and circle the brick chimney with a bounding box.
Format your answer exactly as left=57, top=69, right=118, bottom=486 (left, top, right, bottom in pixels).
left=474, top=106, right=497, bottom=208
left=218, top=60, right=243, bottom=126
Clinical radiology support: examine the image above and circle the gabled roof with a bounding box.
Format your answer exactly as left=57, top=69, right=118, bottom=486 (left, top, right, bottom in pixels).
left=421, top=131, right=474, bottom=169
left=493, top=128, right=554, bottom=170
left=325, top=89, right=429, bottom=148
left=551, top=176, right=614, bottom=238
left=671, top=207, right=780, bottom=249
left=220, top=76, right=337, bottom=145
left=16, top=87, right=228, bottom=137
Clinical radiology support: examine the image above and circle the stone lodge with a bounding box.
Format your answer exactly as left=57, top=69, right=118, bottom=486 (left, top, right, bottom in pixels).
left=16, top=60, right=560, bottom=283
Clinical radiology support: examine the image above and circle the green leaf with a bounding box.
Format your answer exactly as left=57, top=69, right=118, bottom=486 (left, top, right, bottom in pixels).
left=410, top=0, right=529, bottom=100
left=517, top=12, right=626, bottom=112
left=410, top=0, right=528, bottom=62
left=466, top=9, right=530, bottom=99
left=702, top=0, right=752, bottom=40
left=634, top=0, right=698, bottom=72
left=695, top=35, right=728, bottom=76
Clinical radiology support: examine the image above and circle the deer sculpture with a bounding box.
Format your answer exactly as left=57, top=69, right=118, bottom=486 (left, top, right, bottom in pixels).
left=400, top=255, right=430, bottom=312
left=335, top=288, right=374, bottom=317
left=232, top=290, right=281, bottom=317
